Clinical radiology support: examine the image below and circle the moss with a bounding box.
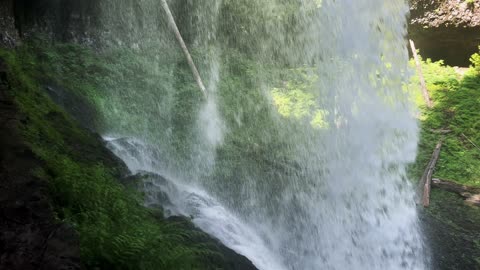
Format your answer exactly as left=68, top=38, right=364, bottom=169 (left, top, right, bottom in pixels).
left=0, top=48, right=242, bottom=270
left=409, top=54, right=480, bottom=188
left=410, top=50, right=480, bottom=270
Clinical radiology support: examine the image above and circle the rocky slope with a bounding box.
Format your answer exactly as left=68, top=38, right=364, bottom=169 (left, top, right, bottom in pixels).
left=0, top=58, right=81, bottom=270
left=409, top=0, right=480, bottom=66
left=0, top=53, right=259, bottom=269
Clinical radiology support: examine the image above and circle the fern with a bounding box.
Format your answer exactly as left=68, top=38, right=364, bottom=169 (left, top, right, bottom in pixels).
left=0, top=46, right=231, bottom=270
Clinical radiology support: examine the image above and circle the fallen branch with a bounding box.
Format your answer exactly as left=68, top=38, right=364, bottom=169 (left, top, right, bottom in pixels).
left=428, top=128, right=452, bottom=134
left=432, top=178, right=480, bottom=206
left=160, top=0, right=207, bottom=97
left=418, top=140, right=443, bottom=207
left=409, top=39, right=433, bottom=108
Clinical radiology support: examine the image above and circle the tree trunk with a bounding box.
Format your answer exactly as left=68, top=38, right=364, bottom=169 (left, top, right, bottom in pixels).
left=160, top=0, right=207, bottom=98
left=418, top=140, right=443, bottom=207
left=409, top=39, right=433, bottom=108
left=432, top=178, right=480, bottom=206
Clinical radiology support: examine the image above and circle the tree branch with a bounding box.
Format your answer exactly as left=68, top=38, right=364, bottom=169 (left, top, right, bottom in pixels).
left=161, top=0, right=207, bottom=98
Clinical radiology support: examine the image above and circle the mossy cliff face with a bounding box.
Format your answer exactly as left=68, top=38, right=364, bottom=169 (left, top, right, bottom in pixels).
left=0, top=54, right=82, bottom=270
left=0, top=48, right=258, bottom=270
left=409, top=0, right=480, bottom=66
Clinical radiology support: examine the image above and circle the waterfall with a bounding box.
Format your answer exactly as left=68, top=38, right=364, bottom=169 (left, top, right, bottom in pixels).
left=93, top=0, right=427, bottom=269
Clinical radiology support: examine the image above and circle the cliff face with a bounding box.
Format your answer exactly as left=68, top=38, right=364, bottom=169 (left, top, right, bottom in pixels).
left=0, top=0, right=100, bottom=47
left=0, top=57, right=82, bottom=270
left=0, top=0, right=18, bottom=47
left=409, top=0, right=480, bottom=66
left=410, top=0, right=480, bottom=27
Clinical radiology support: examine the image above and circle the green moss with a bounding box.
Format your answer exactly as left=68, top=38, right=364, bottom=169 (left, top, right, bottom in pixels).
left=0, top=48, right=234, bottom=270
left=409, top=53, right=480, bottom=188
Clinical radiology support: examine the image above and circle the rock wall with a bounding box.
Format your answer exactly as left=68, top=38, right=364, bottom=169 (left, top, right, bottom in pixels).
left=0, top=0, right=101, bottom=47
left=14, top=0, right=100, bottom=44
left=0, top=0, right=19, bottom=47
left=409, top=0, right=480, bottom=66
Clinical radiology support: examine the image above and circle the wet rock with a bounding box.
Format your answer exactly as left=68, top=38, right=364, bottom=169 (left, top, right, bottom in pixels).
left=13, top=0, right=101, bottom=44
left=125, top=171, right=177, bottom=212
left=165, top=217, right=259, bottom=270
left=44, top=84, right=98, bottom=131
left=124, top=170, right=259, bottom=270
left=0, top=0, right=20, bottom=48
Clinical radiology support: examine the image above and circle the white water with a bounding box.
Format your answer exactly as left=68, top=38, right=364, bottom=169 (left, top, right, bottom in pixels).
left=96, top=1, right=427, bottom=269
left=104, top=137, right=287, bottom=270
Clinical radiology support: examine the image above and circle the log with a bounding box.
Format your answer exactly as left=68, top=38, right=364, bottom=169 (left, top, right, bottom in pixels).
left=418, top=140, right=443, bottom=207
left=409, top=39, right=433, bottom=108
left=432, top=178, right=480, bottom=197
left=428, top=128, right=452, bottom=134
left=432, top=178, right=480, bottom=206
left=160, top=0, right=207, bottom=97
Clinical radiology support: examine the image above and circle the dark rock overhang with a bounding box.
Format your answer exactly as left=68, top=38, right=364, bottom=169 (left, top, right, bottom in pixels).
left=408, top=0, right=480, bottom=66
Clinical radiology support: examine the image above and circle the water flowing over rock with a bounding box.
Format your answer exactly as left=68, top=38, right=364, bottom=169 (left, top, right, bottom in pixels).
left=99, top=1, right=426, bottom=269
left=4, top=0, right=429, bottom=269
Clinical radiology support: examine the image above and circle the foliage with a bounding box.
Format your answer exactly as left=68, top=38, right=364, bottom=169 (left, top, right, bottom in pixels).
left=409, top=51, right=480, bottom=188
left=0, top=48, right=235, bottom=270
left=408, top=55, right=459, bottom=110
left=270, top=68, right=328, bottom=129
left=3, top=35, right=328, bottom=215
left=8, top=37, right=207, bottom=171
left=470, top=47, right=480, bottom=75
left=0, top=27, right=333, bottom=266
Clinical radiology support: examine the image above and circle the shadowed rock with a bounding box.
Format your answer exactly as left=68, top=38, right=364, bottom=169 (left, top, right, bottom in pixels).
left=409, top=0, right=480, bottom=66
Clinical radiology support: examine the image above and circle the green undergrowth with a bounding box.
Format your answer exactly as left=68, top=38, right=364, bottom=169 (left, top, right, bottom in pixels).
left=409, top=49, right=480, bottom=188
left=0, top=49, right=240, bottom=270
left=0, top=36, right=324, bottom=219
left=410, top=49, right=480, bottom=269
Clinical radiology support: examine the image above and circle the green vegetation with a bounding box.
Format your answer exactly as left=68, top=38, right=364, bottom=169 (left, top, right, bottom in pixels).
left=271, top=67, right=328, bottom=129
left=0, top=47, right=244, bottom=270
left=409, top=49, right=480, bottom=188
left=0, top=35, right=325, bottom=212
left=0, top=28, right=328, bottom=268
left=411, top=47, right=480, bottom=270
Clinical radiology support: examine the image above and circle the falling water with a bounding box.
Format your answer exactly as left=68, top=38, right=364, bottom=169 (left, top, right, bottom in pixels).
left=91, top=0, right=427, bottom=269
